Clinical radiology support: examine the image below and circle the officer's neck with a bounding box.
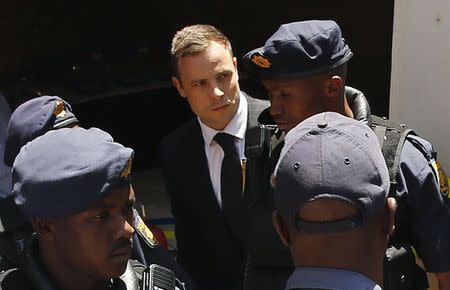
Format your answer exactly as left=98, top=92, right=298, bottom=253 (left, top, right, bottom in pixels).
left=343, top=95, right=354, bottom=119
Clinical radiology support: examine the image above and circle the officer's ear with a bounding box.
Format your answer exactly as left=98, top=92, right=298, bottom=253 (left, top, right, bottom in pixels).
left=171, top=76, right=186, bottom=98
left=272, top=210, right=291, bottom=246
left=326, top=76, right=343, bottom=98
left=385, top=197, right=397, bottom=236
left=321, top=75, right=344, bottom=113
left=32, top=217, right=56, bottom=240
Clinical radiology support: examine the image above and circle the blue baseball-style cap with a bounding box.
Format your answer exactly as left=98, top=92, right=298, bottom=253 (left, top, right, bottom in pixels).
left=243, top=20, right=353, bottom=80
left=12, top=127, right=134, bottom=218
left=4, top=95, right=79, bottom=167
left=273, top=112, right=389, bottom=233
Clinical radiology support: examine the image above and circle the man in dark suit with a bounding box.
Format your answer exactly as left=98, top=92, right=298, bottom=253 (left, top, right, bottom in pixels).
left=159, top=24, right=270, bottom=290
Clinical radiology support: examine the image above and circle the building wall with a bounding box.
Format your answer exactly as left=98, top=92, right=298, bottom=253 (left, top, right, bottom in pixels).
left=390, top=3, right=450, bottom=288
left=390, top=0, right=450, bottom=171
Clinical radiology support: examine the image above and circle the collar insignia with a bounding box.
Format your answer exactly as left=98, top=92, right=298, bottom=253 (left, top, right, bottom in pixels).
left=432, top=160, right=449, bottom=198
left=251, top=53, right=271, bottom=68
left=134, top=211, right=158, bottom=247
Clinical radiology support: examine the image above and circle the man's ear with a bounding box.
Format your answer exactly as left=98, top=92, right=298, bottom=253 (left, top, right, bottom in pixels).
left=171, top=76, right=186, bottom=98
left=385, top=197, right=397, bottom=236
left=272, top=210, right=291, bottom=246
left=326, top=76, right=343, bottom=97
left=32, top=217, right=56, bottom=241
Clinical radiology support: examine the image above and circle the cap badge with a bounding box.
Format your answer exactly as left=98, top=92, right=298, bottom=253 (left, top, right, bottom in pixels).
left=251, top=53, right=271, bottom=68
left=53, top=100, right=67, bottom=118
left=121, top=157, right=132, bottom=178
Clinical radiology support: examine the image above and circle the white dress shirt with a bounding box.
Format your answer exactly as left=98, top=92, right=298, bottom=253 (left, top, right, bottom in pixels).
left=198, top=93, right=248, bottom=209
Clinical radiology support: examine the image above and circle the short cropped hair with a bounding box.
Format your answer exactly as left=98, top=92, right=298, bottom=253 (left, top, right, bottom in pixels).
left=170, top=24, right=234, bottom=78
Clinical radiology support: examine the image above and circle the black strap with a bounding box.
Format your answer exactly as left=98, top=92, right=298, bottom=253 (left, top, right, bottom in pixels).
left=214, top=133, right=246, bottom=240
left=370, top=115, right=416, bottom=193
left=345, top=85, right=372, bottom=126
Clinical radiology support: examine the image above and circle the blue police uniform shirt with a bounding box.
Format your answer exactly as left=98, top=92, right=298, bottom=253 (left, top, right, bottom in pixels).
left=285, top=267, right=382, bottom=290
left=396, top=134, right=450, bottom=272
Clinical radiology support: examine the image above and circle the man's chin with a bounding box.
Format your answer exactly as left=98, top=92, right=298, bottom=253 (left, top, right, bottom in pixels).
left=105, top=258, right=130, bottom=278
left=111, top=267, right=129, bottom=279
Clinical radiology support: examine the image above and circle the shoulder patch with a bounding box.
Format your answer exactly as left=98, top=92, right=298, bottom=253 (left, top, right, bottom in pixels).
left=134, top=210, right=158, bottom=247
left=432, top=161, right=449, bottom=198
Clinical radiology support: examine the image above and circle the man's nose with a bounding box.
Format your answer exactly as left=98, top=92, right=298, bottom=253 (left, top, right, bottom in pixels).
left=269, top=97, right=283, bottom=116
left=210, top=83, right=225, bottom=100
left=113, top=215, right=135, bottom=240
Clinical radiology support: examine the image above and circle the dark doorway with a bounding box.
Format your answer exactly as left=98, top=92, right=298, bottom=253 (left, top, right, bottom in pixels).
left=2, top=1, right=395, bottom=170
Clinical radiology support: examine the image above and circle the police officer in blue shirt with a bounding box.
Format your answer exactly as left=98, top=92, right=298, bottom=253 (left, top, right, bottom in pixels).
left=3, top=95, right=79, bottom=168
left=271, top=111, right=396, bottom=290
left=0, top=127, right=141, bottom=289
left=0, top=96, right=80, bottom=272
left=242, top=20, right=450, bottom=290
left=0, top=96, right=193, bottom=289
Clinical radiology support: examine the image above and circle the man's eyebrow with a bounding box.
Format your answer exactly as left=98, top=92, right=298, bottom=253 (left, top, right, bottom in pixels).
left=218, top=69, right=232, bottom=75
left=189, top=78, right=206, bottom=85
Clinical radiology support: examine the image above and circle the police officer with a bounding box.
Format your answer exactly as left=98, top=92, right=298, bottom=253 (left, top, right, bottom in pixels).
left=0, top=95, right=79, bottom=272
left=242, top=20, right=450, bottom=290
left=0, top=127, right=141, bottom=289
left=1, top=96, right=193, bottom=289
left=272, top=111, right=396, bottom=290
left=3, top=95, right=79, bottom=168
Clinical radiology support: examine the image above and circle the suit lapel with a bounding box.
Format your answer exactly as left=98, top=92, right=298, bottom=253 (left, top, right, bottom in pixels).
left=185, top=120, right=224, bottom=214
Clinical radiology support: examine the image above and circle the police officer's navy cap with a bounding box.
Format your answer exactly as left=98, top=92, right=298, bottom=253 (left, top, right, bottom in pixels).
left=273, top=112, right=389, bottom=233
left=12, top=127, right=134, bottom=218
left=4, top=95, right=79, bottom=167
left=243, top=20, right=353, bottom=80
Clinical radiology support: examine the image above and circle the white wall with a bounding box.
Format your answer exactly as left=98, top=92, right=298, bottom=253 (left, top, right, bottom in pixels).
left=390, top=0, right=450, bottom=171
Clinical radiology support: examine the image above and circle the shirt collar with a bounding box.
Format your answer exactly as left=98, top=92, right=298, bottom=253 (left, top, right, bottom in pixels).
left=200, top=92, right=248, bottom=146
left=286, top=267, right=381, bottom=290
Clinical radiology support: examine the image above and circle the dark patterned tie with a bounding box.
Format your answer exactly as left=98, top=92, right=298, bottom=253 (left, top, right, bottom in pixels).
left=214, top=132, right=245, bottom=237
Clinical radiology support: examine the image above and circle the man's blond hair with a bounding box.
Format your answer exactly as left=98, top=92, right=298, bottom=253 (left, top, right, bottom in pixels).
left=170, top=24, right=233, bottom=78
